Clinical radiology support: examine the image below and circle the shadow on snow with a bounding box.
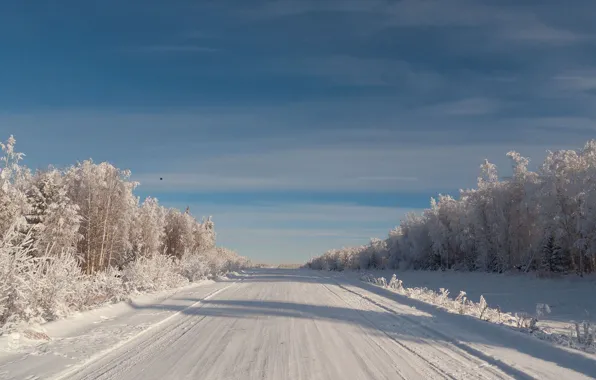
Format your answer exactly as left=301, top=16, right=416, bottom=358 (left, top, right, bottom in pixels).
left=129, top=268, right=596, bottom=379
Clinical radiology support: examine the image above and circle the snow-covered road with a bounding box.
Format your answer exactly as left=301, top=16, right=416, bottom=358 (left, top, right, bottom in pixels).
left=2, top=269, right=595, bottom=379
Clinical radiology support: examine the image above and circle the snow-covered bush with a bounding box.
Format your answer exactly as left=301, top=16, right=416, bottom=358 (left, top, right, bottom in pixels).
left=477, top=295, right=489, bottom=320
left=361, top=273, right=596, bottom=353
left=122, top=255, right=188, bottom=293
left=0, top=134, right=251, bottom=335
left=0, top=229, right=38, bottom=334
left=75, top=267, right=126, bottom=308
left=178, top=253, right=210, bottom=282
left=0, top=228, right=82, bottom=333
left=388, top=274, right=403, bottom=291
left=574, top=321, right=595, bottom=347
left=27, top=251, right=83, bottom=321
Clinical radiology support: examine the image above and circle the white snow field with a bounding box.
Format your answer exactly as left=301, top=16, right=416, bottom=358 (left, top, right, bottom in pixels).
left=341, top=270, right=596, bottom=347
left=1, top=269, right=595, bottom=380
left=344, top=270, right=596, bottom=325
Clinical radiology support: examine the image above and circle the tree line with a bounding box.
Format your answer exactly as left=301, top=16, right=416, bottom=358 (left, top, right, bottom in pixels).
left=1, top=135, right=248, bottom=273
left=0, top=135, right=249, bottom=332
left=307, top=141, right=596, bottom=276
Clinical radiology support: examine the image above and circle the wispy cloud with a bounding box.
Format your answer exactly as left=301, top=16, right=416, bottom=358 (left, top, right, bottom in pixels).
left=553, top=70, right=596, bottom=92
left=5, top=107, right=592, bottom=195
left=224, top=228, right=378, bottom=239
left=506, top=117, right=596, bottom=135
left=383, top=0, right=489, bottom=27
left=199, top=203, right=416, bottom=224
left=356, top=176, right=419, bottom=182
left=132, top=142, right=572, bottom=194
left=131, top=45, right=219, bottom=53
left=6, top=0, right=596, bottom=263
left=239, top=0, right=383, bottom=20
left=242, top=0, right=592, bottom=48
left=280, top=55, right=445, bottom=89
left=500, top=23, right=584, bottom=45
left=419, top=97, right=503, bottom=116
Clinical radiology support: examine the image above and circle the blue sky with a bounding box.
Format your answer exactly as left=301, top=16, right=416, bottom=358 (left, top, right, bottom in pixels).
left=2, top=1, right=596, bottom=263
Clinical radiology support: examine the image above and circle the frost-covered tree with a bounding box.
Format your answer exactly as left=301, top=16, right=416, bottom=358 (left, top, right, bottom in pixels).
left=193, top=216, right=216, bottom=253
left=163, top=208, right=194, bottom=259
left=130, top=197, right=166, bottom=259
left=25, top=169, right=81, bottom=257
left=307, top=139, right=596, bottom=276
left=0, top=136, right=30, bottom=240
left=0, top=134, right=249, bottom=333
left=65, top=160, right=139, bottom=273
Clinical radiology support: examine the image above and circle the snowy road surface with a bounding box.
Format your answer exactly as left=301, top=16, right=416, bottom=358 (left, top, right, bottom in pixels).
left=2, top=269, right=596, bottom=380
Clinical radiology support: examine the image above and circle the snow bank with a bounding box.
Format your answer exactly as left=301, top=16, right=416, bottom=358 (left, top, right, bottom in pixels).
left=0, top=232, right=246, bottom=336
left=359, top=272, right=596, bottom=353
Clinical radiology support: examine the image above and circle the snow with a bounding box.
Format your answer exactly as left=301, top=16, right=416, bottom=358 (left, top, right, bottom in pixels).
left=307, top=140, right=596, bottom=276
left=346, top=270, right=596, bottom=339
left=0, top=135, right=250, bottom=336
left=0, top=278, right=231, bottom=379
left=1, top=269, right=595, bottom=379
left=353, top=270, right=596, bottom=321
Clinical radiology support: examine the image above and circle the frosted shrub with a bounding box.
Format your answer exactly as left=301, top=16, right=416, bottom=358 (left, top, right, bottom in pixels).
left=359, top=272, right=594, bottom=353
left=122, top=255, right=188, bottom=293
left=515, top=313, right=538, bottom=330
left=455, top=291, right=467, bottom=314
left=388, top=274, right=403, bottom=291
left=178, top=253, right=209, bottom=282
left=574, top=321, right=595, bottom=347
left=0, top=230, right=38, bottom=334
left=206, top=255, right=227, bottom=276
left=1, top=230, right=84, bottom=332
left=28, top=251, right=82, bottom=320
left=438, top=288, right=450, bottom=306
left=478, top=295, right=489, bottom=320
left=76, top=267, right=126, bottom=308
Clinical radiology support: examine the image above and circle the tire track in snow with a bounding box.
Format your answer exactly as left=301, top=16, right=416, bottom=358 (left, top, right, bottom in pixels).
left=51, top=281, right=240, bottom=380
left=324, top=279, right=532, bottom=379
left=319, top=282, right=461, bottom=380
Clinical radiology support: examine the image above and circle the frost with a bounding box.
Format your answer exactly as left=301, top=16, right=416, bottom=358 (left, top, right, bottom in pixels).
left=0, top=135, right=251, bottom=335
left=360, top=273, right=596, bottom=353
left=306, top=139, right=596, bottom=276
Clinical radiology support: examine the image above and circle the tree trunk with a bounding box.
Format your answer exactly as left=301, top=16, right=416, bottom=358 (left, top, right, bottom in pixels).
left=99, top=178, right=113, bottom=271
left=86, top=184, right=93, bottom=275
